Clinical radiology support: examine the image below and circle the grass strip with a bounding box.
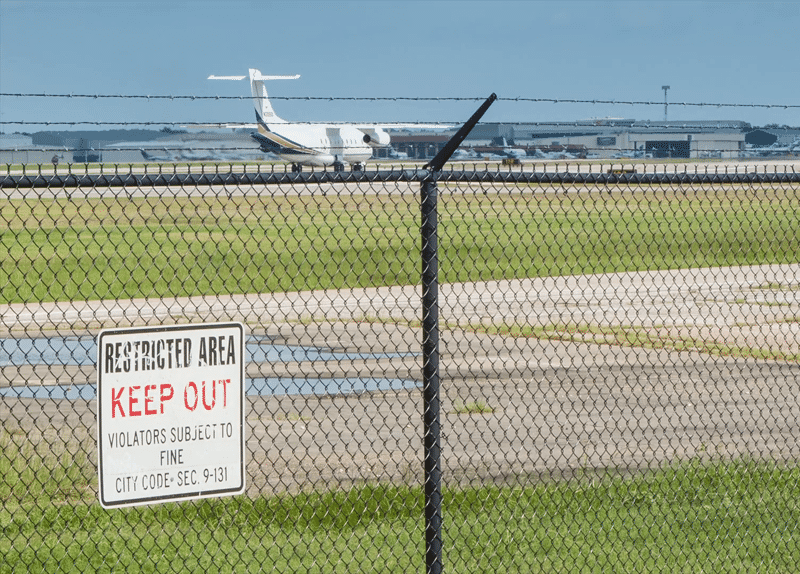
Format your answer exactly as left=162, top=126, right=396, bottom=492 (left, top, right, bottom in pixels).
left=1, top=188, right=798, bottom=304
left=466, top=321, right=800, bottom=362
left=2, top=459, right=799, bottom=573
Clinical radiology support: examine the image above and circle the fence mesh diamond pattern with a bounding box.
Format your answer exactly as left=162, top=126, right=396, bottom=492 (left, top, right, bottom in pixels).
left=2, top=163, right=800, bottom=572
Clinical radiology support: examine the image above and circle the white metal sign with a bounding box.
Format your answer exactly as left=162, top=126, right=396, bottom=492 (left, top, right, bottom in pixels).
left=97, top=323, right=245, bottom=508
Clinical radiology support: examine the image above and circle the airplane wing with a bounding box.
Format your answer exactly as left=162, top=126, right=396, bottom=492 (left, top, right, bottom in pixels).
left=343, top=123, right=451, bottom=129
left=185, top=123, right=449, bottom=129
left=187, top=121, right=453, bottom=130
left=184, top=123, right=259, bottom=129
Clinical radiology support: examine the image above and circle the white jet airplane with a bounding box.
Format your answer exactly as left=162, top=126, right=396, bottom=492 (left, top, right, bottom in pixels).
left=208, top=69, right=445, bottom=172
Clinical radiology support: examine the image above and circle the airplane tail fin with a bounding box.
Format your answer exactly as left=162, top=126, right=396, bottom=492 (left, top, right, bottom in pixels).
left=208, top=69, right=300, bottom=127
left=249, top=69, right=300, bottom=125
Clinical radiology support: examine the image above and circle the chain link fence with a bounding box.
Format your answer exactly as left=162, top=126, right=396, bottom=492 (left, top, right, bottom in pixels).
left=2, top=161, right=800, bottom=572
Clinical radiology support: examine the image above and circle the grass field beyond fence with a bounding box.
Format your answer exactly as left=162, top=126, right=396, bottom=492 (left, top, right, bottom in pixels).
left=3, top=453, right=799, bottom=573
left=2, top=186, right=798, bottom=305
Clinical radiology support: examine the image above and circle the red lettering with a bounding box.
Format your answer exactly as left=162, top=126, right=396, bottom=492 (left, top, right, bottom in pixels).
left=111, top=387, right=125, bottom=418
left=202, top=380, right=216, bottom=410
left=160, top=383, right=174, bottom=414
left=144, top=384, right=157, bottom=415
left=184, top=381, right=198, bottom=411
left=220, top=379, right=230, bottom=407
left=129, top=386, right=142, bottom=416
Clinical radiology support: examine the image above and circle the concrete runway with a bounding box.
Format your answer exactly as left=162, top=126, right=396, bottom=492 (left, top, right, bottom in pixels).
left=3, top=263, right=800, bottom=492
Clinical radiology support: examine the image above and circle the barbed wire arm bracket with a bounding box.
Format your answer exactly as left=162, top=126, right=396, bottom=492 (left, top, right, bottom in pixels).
left=424, top=93, right=497, bottom=172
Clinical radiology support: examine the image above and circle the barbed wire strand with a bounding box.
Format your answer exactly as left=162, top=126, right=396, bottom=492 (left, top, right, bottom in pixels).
left=1, top=93, right=798, bottom=109
left=0, top=121, right=774, bottom=129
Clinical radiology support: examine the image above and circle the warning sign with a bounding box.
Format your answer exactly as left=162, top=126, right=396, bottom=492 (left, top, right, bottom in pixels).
left=97, top=323, right=246, bottom=508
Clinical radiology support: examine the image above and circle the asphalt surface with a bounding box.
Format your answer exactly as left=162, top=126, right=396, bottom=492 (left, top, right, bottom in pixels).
left=3, top=263, right=800, bottom=493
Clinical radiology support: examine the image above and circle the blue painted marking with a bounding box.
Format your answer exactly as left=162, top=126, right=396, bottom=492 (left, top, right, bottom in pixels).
left=0, top=384, right=97, bottom=400
left=1, top=337, right=95, bottom=367
left=0, top=335, right=419, bottom=399
left=0, top=335, right=415, bottom=367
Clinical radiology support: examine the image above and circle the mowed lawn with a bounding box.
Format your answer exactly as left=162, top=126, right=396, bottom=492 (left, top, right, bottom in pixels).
left=1, top=184, right=798, bottom=304
left=3, top=432, right=800, bottom=574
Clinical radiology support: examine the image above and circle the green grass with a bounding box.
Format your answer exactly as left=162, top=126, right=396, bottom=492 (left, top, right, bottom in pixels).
left=3, top=448, right=800, bottom=573
left=439, top=186, right=799, bottom=281
left=465, top=321, right=800, bottom=362
left=1, top=194, right=421, bottom=303
left=2, top=187, right=798, bottom=304
left=451, top=400, right=495, bottom=414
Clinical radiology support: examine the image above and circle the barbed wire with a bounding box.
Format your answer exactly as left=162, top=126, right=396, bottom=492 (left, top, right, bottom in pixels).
left=1, top=121, right=458, bottom=126
left=1, top=92, right=799, bottom=109
left=0, top=120, right=778, bottom=129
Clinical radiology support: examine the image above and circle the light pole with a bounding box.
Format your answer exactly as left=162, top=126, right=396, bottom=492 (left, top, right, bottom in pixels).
left=662, top=85, right=670, bottom=122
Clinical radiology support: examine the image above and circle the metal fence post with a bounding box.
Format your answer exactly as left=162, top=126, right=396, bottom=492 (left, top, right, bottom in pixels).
left=418, top=93, right=497, bottom=574
left=420, top=174, right=443, bottom=574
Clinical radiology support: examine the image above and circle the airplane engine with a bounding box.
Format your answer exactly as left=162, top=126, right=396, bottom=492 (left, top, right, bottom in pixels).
left=360, top=128, right=391, bottom=147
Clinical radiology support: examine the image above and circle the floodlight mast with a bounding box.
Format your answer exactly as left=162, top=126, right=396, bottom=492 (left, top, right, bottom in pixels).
left=662, top=85, right=670, bottom=122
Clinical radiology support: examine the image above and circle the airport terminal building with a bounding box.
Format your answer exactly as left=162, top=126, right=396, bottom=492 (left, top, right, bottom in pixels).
left=387, top=119, right=751, bottom=160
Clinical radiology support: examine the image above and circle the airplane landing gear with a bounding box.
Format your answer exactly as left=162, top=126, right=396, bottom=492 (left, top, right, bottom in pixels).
left=352, top=163, right=364, bottom=172
left=291, top=163, right=303, bottom=173
left=332, top=160, right=346, bottom=172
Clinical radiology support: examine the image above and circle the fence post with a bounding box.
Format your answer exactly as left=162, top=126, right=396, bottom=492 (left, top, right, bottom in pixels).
left=419, top=93, right=497, bottom=574
left=420, top=174, right=443, bottom=574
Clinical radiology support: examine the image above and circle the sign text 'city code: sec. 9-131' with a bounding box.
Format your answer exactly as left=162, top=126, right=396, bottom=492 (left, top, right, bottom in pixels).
left=97, top=323, right=245, bottom=509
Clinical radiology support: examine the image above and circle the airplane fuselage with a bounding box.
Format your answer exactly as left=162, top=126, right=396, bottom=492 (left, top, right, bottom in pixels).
left=253, top=122, right=373, bottom=167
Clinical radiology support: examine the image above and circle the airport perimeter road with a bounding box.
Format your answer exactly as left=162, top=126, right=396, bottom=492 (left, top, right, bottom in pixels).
left=3, top=263, right=800, bottom=491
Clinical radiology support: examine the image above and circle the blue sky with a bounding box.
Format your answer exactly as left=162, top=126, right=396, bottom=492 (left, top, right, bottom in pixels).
left=1, top=0, right=798, bottom=131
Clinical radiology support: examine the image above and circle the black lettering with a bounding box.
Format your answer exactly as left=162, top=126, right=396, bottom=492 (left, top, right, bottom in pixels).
left=125, top=342, right=133, bottom=372
left=217, top=336, right=226, bottom=365
left=198, top=337, right=207, bottom=367
left=150, top=340, right=157, bottom=370
left=133, top=341, right=141, bottom=371
left=104, top=343, right=115, bottom=374
left=183, top=338, right=192, bottom=368
left=175, top=339, right=182, bottom=369
left=141, top=341, right=151, bottom=370
left=209, top=336, right=218, bottom=366
left=114, top=342, right=123, bottom=372
left=226, top=335, right=236, bottom=365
